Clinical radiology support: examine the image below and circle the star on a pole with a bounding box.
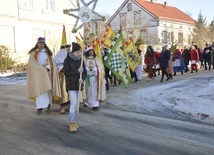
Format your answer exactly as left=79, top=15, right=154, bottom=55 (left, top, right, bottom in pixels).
left=63, top=0, right=105, bottom=33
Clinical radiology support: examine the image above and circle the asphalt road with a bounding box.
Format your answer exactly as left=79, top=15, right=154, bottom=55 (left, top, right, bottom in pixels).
left=0, top=70, right=214, bottom=155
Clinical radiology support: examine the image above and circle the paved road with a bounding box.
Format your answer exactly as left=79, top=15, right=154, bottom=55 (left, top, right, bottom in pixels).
left=0, top=70, right=214, bottom=155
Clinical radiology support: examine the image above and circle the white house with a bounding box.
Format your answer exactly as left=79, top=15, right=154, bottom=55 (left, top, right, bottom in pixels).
left=106, top=0, right=195, bottom=48
left=0, top=0, right=82, bottom=63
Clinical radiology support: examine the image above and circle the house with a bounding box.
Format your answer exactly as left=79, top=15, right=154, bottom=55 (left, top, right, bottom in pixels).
left=0, top=0, right=82, bottom=63
left=106, top=0, right=195, bottom=48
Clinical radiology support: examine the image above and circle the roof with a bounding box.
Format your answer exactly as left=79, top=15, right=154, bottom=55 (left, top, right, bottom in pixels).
left=135, top=0, right=195, bottom=24
left=106, top=0, right=195, bottom=26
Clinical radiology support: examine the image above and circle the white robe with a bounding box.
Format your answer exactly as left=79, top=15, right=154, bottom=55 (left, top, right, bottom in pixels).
left=54, top=48, right=68, bottom=72
left=85, top=58, right=99, bottom=107
left=36, top=49, right=52, bottom=109
left=54, top=48, right=69, bottom=105
left=135, top=53, right=143, bottom=80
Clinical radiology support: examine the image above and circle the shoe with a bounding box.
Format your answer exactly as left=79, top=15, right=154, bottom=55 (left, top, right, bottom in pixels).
left=166, top=78, right=170, bottom=81
left=69, top=122, right=77, bottom=132
left=146, top=78, right=151, bottom=82
left=181, top=71, right=183, bottom=75
left=160, top=80, right=163, bottom=83
left=68, top=123, right=79, bottom=129
left=92, top=107, right=99, bottom=111
left=84, top=104, right=88, bottom=107
left=46, top=104, right=51, bottom=113
left=60, top=107, right=66, bottom=114
left=37, top=108, right=42, bottom=115
left=191, top=70, right=193, bottom=73
left=134, top=79, right=138, bottom=82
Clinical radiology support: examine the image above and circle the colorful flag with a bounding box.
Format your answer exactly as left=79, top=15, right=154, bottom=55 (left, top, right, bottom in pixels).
left=75, top=36, right=84, bottom=50
left=61, top=25, right=67, bottom=45
left=93, top=39, right=103, bottom=63
left=101, top=23, right=115, bottom=48
left=124, top=37, right=141, bottom=72
left=104, top=30, right=132, bottom=88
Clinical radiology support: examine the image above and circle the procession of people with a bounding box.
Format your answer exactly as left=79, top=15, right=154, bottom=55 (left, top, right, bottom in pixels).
left=26, top=30, right=214, bottom=133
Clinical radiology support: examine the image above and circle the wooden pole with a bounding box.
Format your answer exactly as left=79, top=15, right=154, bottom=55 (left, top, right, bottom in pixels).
left=77, top=32, right=85, bottom=114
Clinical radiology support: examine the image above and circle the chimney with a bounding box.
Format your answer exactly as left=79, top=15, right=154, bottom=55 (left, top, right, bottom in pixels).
left=150, top=0, right=158, bottom=3
left=164, top=1, right=168, bottom=6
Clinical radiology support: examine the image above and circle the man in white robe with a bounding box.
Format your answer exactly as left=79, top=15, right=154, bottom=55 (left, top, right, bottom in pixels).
left=54, top=44, right=70, bottom=114
left=26, top=37, right=61, bottom=115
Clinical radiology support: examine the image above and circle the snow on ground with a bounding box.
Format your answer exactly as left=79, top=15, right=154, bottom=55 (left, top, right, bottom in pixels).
left=0, top=71, right=26, bottom=85
left=108, top=77, right=214, bottom=123
left=0, top=71, right=214, bottom=123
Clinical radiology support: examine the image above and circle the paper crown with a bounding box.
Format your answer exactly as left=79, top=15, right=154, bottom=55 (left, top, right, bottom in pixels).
left=71, top=42, right=81, bottom=53
left=60, top=43, right=71, bottom=49
left=86, top=45, right=93, bottom=52
left=37, top=37, right=45, bottom=43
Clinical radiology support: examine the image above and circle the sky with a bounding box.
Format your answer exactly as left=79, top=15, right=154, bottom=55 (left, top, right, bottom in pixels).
left=0, top=71, right=213, bottom=124
left=95, top=0, right=214, bottom=23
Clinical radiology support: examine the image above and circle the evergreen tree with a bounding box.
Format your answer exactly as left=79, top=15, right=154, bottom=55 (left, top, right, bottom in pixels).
left=193, top=11, right=208, bottom=48
left=208, top=19, right=214, bottom=42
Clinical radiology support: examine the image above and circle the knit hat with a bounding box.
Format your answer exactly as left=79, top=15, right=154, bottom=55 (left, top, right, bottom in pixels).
left=37, top=37, right=45, bottom=43
left=71, top=42, right=81, bottom=53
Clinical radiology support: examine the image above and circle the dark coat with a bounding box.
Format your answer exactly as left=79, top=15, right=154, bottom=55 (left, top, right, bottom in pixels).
left=159, top=49, right=170, bottom=68
left=63, top=53, right=87, bottom=91
left=203, top=46, right=212, bottom=60
left=182, top=49, right=190, bottom=64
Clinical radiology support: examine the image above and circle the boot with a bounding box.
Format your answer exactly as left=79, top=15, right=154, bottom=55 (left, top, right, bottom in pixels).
left=69, top=122, right=77, bottom=132
left=160, top=78, right=163, bottom=83
left=37, top=108, right=42, bottom=115
left=68, top=123, right=79, bottom=129
left=74, top=123, right=79, bottom=129
left=60, top=107, right=66, bottom=114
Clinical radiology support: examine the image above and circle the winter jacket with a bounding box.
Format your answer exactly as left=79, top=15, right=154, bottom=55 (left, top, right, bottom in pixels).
left=190, top=49, right=199, bottom=61
left=173, top=49, right=182, bottom=59
left=203, top=46, right=212, bottom=60
left=144, top=52, right=156, bottom=66
left=63, top=53, right=87, bottom=91
left=159, top=49, right=170, bottom=68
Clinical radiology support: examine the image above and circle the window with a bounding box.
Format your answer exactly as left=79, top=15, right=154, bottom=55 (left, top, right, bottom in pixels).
left=169, top=32, right=174, bottom=43
left=44, top=0, right=55, bottom=12
left=178, top=32, right=183, bottom=43
left=162, top=31, right=167, bottom=43
left=19, top=0, right=33, bottom=8
left=188, top=35, right=191, bottom=45
left=127, top=3, right=132, bottom=11
left=120, top=13, right=126, bottom=28
left=134, top=11, right=141, bottom=25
